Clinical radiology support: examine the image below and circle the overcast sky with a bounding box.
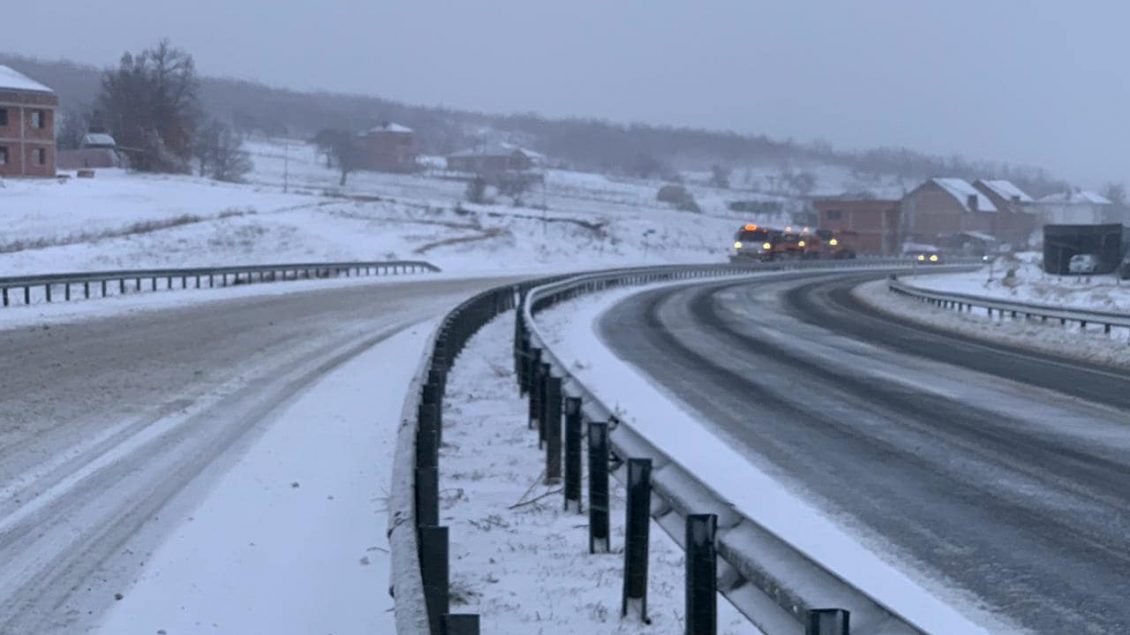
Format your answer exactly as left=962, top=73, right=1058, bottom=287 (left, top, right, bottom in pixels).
left=7, top=1, right=1128, bottom=186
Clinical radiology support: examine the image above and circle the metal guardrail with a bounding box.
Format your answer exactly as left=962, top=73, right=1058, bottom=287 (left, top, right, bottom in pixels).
left=389, top=274, right=575, bottom=635
left=0, top=260, right=440, bottom=307
left=888, top=277, right=1130, bottom=334
left=514, top=260, right=931, bottom=635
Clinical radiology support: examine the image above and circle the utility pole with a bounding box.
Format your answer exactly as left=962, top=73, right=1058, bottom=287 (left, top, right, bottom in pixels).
left=283, top=138, right=290, bottom=194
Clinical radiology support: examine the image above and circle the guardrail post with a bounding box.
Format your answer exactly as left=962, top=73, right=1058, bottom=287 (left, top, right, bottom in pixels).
left=537, top=362, right=550, bottom=447
left=527, top=349, right=542, bottom=430
left=545, top=375, right=563, bottom=482
left=83, top=281, right=90, bottom=299
left=419, top=525, right=450, bottom=635
left=444, top=614, right=480, bottom=635
left=1, top=288, right=7, bottom=307
left=564, top=397, right=583, bottom=512
left=588, top=420, right=610, bottom=554
left=24, top=286, right=29, bottom=305
left=622, top=458, right=652, bottom=623
left=686, top=514, right=717, bottom=635
left=45, top=284, right=52, bottom=303
left=806, top=609, right=850, bottom=635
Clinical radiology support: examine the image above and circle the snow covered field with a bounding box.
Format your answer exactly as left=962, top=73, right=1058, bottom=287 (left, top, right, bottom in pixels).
left=439, top=311, right=761, bottom=634
left=910, top=251, right=1130, bottom=312
left=0, top=137, right=783, bottom=279
left=92, top=319, right=436, bottom=635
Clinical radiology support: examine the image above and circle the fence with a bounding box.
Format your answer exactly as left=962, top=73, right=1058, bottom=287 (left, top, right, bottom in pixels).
left=888, top=277, right=1130, bottom=336
left=0, top=260, right=440, bottom=307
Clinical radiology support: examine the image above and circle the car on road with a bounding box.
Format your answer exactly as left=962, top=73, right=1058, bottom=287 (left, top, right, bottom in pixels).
left=1068, top=254, right=1099, bottom=274
left=914, top=251, right=942, bottom=265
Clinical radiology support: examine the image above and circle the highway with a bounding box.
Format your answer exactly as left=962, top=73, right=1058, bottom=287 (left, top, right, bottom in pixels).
left=598, top=271, right=1130, bottom=634
left=0, top=276, right=510, bottom=634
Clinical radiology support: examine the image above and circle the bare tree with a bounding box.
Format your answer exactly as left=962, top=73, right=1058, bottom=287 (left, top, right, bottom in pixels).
left=710, top=164, right=731, bottom=189
left=56, top=108, right=89, bottom=151
left=209, top=125, right=253, bottom=183
left=98, top=39, right=199, bottom=173
left=193, top=119, right=252, bottom=182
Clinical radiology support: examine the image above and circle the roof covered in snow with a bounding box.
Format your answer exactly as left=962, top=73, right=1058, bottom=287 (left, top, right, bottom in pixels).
left=364, top=122, right=412, bottom=134
left=449, top=142, right=544, bottom=160
left=932, top=178, right=998, bottom=212
left=1038, top=189, right=1112, bottom=205
left=975, top=179, right=1033, bottom=203
left=0, top=65, right=53, bottom=94
left=81, top=133, right=117, bottom=148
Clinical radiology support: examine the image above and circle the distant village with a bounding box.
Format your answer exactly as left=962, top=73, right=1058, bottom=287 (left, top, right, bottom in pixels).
left=1, top=64, right=1121, bottom=264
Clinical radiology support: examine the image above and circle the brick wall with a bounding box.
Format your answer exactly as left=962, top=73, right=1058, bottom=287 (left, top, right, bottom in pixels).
left=0, top=89, right=58, bottom=178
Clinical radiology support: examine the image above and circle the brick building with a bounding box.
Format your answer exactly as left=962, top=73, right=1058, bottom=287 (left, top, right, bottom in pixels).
left=0, top=65, right=57, bottom=178
left=972, top=179, right=1038, bottom=246
left=812, top=198, right=901, bottom=255
left=901, top=178, right=996, bottom=244
left=355, top=122, right=418, bottom=173
left=446, top=142, right=543, bottom=177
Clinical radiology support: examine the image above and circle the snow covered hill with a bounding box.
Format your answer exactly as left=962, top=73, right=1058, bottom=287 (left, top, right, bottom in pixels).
left=0, top=138, right=800, bottom=277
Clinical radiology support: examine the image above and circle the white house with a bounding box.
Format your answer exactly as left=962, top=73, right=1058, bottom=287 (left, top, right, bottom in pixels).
left=1037, top=189, right=1112, bottom=225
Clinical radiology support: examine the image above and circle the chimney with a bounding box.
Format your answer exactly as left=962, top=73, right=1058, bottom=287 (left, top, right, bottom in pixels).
left=967, top=194, right=978, bottom=211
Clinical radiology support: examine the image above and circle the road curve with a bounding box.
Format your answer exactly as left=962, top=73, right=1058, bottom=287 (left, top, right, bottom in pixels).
left=598, top=271, right=1130, bottom=634
left=0, top=276, right=516, bottom=634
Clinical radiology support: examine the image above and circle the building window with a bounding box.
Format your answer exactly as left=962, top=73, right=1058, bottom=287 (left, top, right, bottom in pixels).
left=30, top=110, right=45, bottom=129
left=0, top=146, right=7, bottom=165
left=0, top=108, right=7, bottom=127
left=826, top=210, right=843, bottom=220
left=34, top=147, right=46, bottom=165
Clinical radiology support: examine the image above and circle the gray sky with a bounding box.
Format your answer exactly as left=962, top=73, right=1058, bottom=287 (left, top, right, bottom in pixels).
left=8, top=1, right=1128, bottom=186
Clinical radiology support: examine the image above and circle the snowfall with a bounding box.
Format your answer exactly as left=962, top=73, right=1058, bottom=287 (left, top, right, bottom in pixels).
left=0, top=137, right=1083, bottom=634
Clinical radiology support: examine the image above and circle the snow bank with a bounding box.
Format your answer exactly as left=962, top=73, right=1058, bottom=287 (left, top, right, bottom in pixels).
left=93, top=320, right=435, bottom=635
left=912, top=252, right=1130, bottom=312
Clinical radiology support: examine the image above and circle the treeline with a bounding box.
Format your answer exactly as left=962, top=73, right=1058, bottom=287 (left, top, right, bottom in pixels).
left=1, top=49, right=1068, bottom=194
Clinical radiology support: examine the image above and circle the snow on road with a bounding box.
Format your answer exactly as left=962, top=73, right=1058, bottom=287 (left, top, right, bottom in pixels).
left=439, top=311, right=762, bottom=635
left=92, top=319, right=436, bottom=635
left=528, top=279, right=1007, bottom=634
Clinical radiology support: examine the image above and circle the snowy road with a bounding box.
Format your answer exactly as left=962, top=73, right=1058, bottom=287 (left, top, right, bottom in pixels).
left=0, top=276, right=514, bottom=634
left=598, top=271, right=1130, bottom=634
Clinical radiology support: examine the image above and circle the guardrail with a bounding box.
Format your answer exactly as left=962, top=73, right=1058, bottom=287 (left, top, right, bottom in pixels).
left=389, top=274, right=574, bottom=635
left=513, top=260, right=930, bottom=635
left=0, top=260, right=440, bottom=307
left=888, top=277, right=1130, bottom=335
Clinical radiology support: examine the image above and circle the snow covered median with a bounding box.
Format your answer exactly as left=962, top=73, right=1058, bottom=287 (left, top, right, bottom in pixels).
left=910, top=251, right=1130, bottom=312
left=438, top=310, right=761, bottom=634
left=858, top=259, right=1130, bottom=369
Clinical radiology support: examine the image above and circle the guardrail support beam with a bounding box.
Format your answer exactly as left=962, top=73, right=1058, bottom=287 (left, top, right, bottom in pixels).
left=564, top=397, right=583, bottom=512
left=806, top=609, right=850, bottom=635
left=622, top=458, right=652, bottom=623
left=545, top=375, right=563, bottom=482
left=588, top=420, right=610, bottom=554
left=686, top=514, right=718, bottom=635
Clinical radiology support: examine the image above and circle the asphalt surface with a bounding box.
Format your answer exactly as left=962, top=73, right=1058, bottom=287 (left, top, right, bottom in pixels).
left=0, top=276, right=513, bottom=634
left=598, top=271, right=1130, bottom=634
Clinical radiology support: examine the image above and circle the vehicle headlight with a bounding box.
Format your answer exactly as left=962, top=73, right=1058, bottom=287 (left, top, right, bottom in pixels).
left=917, top=254, right=925, bottom=261
left=734, top=241, right=743, bottom=249
left=829, top=238, right=838, bottom=246
left=798, top=240, right=806, bottom=247
left=762, top=242, right=772, bottom=250
left=930, top=254, right=939, bottom=262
